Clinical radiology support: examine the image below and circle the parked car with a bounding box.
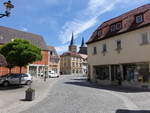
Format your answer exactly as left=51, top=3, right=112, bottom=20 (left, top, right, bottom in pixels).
left=0, top=73, right=32, bottom=87
left=48, top=71, right=59, bottom=78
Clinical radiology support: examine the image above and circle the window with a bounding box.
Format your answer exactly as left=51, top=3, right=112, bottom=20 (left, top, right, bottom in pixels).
left=94, top=66, right=109, bottom=80
left=117, top=40, right=121, bottom=49
left=110, top=22, right=122, bottom=32
left=116, top=22, right=122, bottom=30
left=135, top=14, right=143, bottom=24
left=0, top=36, right=3, bottom=40
left=80, top=63, right=82, bottom=67
left=110, top=24, right=116, bottom=32
left=141, top=32, right=148, bottom=45
left=93, top=47, right=97, bottom=55
left=102, top=44, right=107, bottom=52
left=22, top=74, right=28, bottom=77
left=72, top=62, right=74, bottom=66
left=50, top=51, right=53, bottom=56
left=97, top=30, right=102, bottom=37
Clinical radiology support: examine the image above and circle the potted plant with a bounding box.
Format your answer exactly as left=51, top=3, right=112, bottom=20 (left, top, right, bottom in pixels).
left=25, top=87, right=35, bottom=101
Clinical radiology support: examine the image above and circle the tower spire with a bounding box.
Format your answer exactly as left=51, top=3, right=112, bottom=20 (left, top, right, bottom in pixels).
left=69, top=32, right=77, bottom=52
left=81, top=37, right=85, bottom=47
left=70, top=32, right=74, bottom=46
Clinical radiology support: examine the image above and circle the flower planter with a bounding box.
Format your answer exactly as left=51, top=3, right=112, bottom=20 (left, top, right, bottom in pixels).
left=25, top=88, right=35, bottom=101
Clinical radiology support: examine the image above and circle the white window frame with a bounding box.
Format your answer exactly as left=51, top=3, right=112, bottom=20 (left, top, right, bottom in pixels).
left=136, top=15, right=143, bottom=24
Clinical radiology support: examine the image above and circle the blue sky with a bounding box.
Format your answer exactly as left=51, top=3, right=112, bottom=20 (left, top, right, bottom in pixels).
left=0, top=0, right=150, bottom=54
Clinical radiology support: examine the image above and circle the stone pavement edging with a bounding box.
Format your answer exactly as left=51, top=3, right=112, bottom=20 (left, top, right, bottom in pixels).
left=0, top=78, right=58, bottom=113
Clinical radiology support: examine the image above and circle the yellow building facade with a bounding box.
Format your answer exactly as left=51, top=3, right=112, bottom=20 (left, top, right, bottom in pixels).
left=60, top=33, right=88, bottom=75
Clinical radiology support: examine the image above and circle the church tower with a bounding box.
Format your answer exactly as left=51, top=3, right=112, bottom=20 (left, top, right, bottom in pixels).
left=68, top=32, right=77, bottom=52
left=78, top=37, right=87, bottom=54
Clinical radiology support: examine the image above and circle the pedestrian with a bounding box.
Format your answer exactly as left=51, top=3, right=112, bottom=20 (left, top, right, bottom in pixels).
left=44, top=71, right=47, bottom=82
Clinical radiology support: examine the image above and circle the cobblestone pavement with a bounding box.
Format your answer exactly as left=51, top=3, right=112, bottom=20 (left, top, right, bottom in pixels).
left=0, top=77, right=58, bottom=113
left=18, top=75, right=150, bottom=113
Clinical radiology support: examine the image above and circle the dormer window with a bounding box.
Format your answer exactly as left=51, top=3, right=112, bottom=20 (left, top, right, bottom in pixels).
left=110, top=24, right=116, bottom=32
left=116, top=22, right=122, bottom=30
left=110, top=22, right=122, bottom=32
left=97, top=30, right=102, bottom=37
left=135, top=14, right=143, bottom=24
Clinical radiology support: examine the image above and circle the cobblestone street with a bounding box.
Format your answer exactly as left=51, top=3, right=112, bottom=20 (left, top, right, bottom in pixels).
left=18, top=75, right=150, bottom=113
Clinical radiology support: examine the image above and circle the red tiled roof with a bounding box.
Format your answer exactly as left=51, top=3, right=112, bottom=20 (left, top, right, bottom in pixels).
left=61, top=52, right=81, bottom=58
left=79, top=54, right=88, bottom=60
left=87, top=4, right=150, bottom=44
left=48, top=46, right=55, bottom=50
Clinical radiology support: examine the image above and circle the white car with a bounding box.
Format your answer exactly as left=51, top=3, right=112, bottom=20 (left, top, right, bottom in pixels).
left=48, top=71, right=59, bottom=78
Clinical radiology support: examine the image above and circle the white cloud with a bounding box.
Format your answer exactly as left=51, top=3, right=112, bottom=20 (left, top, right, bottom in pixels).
left=59, top=0, right=148, bottom=45
left=55, top=44, right=80, bottom=54
left=59, top=0, right=119, bottom=44
left=21, top=27, right=28, bottom=32
left=59, top=17, right=97, bottom=44
left=58, top=0, right=148, bottom=53
left=55, top=44, right=68, bottom=54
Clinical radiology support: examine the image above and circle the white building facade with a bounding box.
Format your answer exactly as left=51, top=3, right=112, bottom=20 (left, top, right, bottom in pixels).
left=87, top=4, right=150, bottom=89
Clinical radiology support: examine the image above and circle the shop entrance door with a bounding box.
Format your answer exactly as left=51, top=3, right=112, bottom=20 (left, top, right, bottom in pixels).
left=111, top=65, right=120, bottom=81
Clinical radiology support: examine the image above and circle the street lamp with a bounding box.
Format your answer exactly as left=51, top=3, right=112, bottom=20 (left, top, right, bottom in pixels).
left=0, top=0, right=14, bottom=18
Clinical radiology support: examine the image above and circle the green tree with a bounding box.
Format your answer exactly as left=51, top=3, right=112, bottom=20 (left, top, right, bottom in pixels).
left=0, top=38, right=42, bottom=73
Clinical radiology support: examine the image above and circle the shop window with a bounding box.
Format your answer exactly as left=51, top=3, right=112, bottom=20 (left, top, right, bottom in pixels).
left=94, top=66, right=109, bottom=80
left=141, top=32, right=149, bottom=45
left=135, top=14, right=143, bottom=24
